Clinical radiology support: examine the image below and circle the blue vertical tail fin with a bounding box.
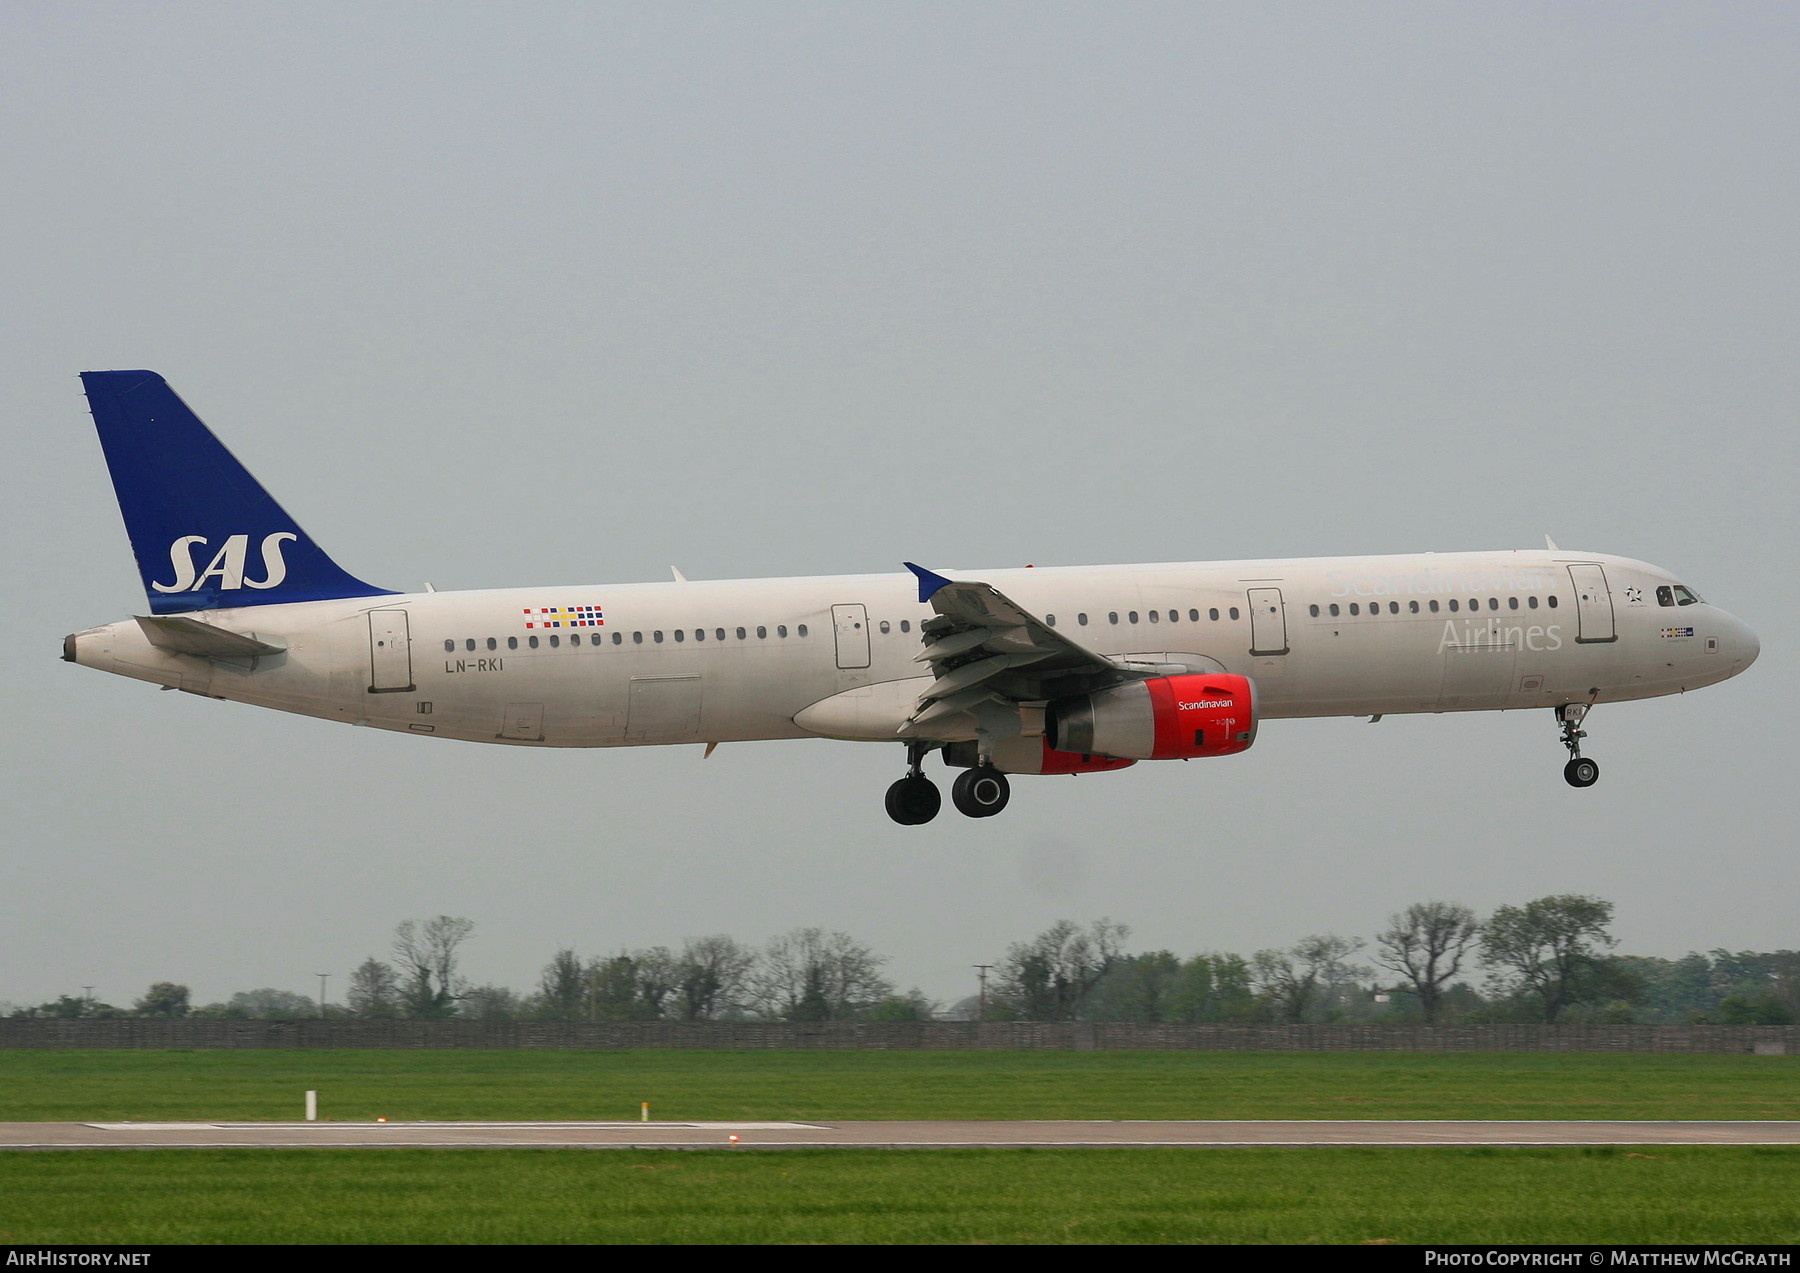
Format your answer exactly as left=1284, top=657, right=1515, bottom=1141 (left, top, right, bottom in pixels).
left=80, top=370, right=395, bottom=614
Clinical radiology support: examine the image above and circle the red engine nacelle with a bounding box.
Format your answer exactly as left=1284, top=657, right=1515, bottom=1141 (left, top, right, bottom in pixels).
left=1046, top=673, right=1257, bottom=761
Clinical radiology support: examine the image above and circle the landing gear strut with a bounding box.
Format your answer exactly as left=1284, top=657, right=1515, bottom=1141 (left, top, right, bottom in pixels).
left=1557, top=703, right=1600, bottom=788
left=951, top=765, right=1011, bottom=818
left=885, top=742, right=942, bottom=825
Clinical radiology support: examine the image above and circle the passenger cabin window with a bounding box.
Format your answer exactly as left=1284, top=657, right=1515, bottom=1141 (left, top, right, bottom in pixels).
left=797, top=624, right=807, bottom=637
left=1229, top=607, right=1240, bottom=620
left=1309, top=604, right=1320, bottom=617
left=1078, top=613, right=1088, bottom=625
left=737, top=627, right=747, bottom=639
left=528, top=635, right=539, bottom=649
left=549, top=635, right=560, bottom=648
left=1108, top=612, right=1119, bottom=624
left=1128, top=611, right=1138, bottom=624
left=880, top=620, right=891, bottom=634
left=443, top=640, right=454, bottom=652
left=1209, top=608, right=1220, bottom=621
left=1328, top=603, right=1340, bottom=617
left=487, top=637, right=497, bottom=650
left=508, top=636, right=519, bottom=649
left=1408, top=601, right=1419, bottom=613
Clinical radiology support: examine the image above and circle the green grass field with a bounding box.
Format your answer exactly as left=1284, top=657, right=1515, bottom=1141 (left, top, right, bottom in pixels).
left=1, top=1146, right=1796, bottom=1245
left=4, top=1050, right=1795, bottom=1244
left=0, top=1048, right=1793, bottom=1122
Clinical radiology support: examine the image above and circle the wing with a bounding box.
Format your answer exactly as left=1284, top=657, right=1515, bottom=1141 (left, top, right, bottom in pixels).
left=899, top=563, right=1155, bottom=737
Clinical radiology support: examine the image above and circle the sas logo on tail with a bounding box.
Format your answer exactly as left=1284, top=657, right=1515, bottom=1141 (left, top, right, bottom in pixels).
left=152, top=533, right=298, bottom=594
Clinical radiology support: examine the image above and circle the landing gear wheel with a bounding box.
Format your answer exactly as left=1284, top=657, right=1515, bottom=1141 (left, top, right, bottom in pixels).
left=1554, top=702, right=1599, bottom=789
left=951, top=766, right=1011, bottom=818
left=885, top=775, right=941, bottom=825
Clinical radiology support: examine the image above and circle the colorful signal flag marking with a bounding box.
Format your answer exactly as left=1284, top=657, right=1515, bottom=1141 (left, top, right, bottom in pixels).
left=524, top=604, right=605, bottom=629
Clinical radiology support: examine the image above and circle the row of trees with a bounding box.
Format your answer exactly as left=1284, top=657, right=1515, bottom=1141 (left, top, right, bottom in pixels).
left=10, top=920, right=929, bottom=1024
left=988, top=900, right=1798, bottom=1026
left=13, top=899, right=1797, bottom=1026
left=345, top=925, right=929, bottom=1023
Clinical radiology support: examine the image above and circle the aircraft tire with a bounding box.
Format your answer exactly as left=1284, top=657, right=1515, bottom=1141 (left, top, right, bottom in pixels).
left=1563, top=757, right=1600, bottom=788
left=952, top=767, right=1011, bottom=818
left=885, top=775, right=942, bottom=825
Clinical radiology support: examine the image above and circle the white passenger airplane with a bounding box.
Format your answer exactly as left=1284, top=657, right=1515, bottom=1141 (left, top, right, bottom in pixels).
left=65, top=371, right=1759, bottom=824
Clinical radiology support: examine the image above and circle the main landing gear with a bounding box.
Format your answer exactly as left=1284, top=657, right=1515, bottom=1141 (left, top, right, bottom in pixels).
left=884, top=745, right=1012, bottom=824
left=951, top=765, right=1010, bottom=818
left=885, top=743, right=942, bottom=825
left=1557, top=702, right=1600, bottom=788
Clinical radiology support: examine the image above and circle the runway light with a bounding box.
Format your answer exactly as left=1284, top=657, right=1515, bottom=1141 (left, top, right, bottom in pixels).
left=376, top=1117, right=387, bottom=1123
left=728, top=1134, right=739, bottom=1144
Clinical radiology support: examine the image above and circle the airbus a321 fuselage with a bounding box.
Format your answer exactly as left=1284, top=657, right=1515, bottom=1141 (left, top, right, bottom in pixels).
left=65, top=371, right=1760, bottom=824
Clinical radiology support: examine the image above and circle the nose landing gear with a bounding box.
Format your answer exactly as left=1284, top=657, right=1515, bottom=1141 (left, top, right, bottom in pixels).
left=1557, top=703, right=1600, bottom=788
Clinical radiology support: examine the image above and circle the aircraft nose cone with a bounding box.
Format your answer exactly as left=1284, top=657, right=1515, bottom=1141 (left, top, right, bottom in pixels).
left=1735, top=616, right=1760, bottom=669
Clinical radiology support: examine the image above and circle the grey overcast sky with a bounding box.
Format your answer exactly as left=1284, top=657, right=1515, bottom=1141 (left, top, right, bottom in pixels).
left=2, top=3, right=1795, bottom=1010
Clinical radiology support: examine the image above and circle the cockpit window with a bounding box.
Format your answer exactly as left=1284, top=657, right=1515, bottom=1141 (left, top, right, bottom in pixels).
left=1673, top=585, right=1702, bottom=606
left=1656, top=586, right=1674, bottom=606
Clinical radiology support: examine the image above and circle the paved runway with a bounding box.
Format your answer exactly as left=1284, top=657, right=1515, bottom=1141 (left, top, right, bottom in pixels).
left=3, top=1120, right=1798, bottom=1149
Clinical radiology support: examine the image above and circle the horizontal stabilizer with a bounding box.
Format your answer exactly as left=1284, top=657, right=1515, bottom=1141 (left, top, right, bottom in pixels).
left=135, top=615, right=285, bottom=660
